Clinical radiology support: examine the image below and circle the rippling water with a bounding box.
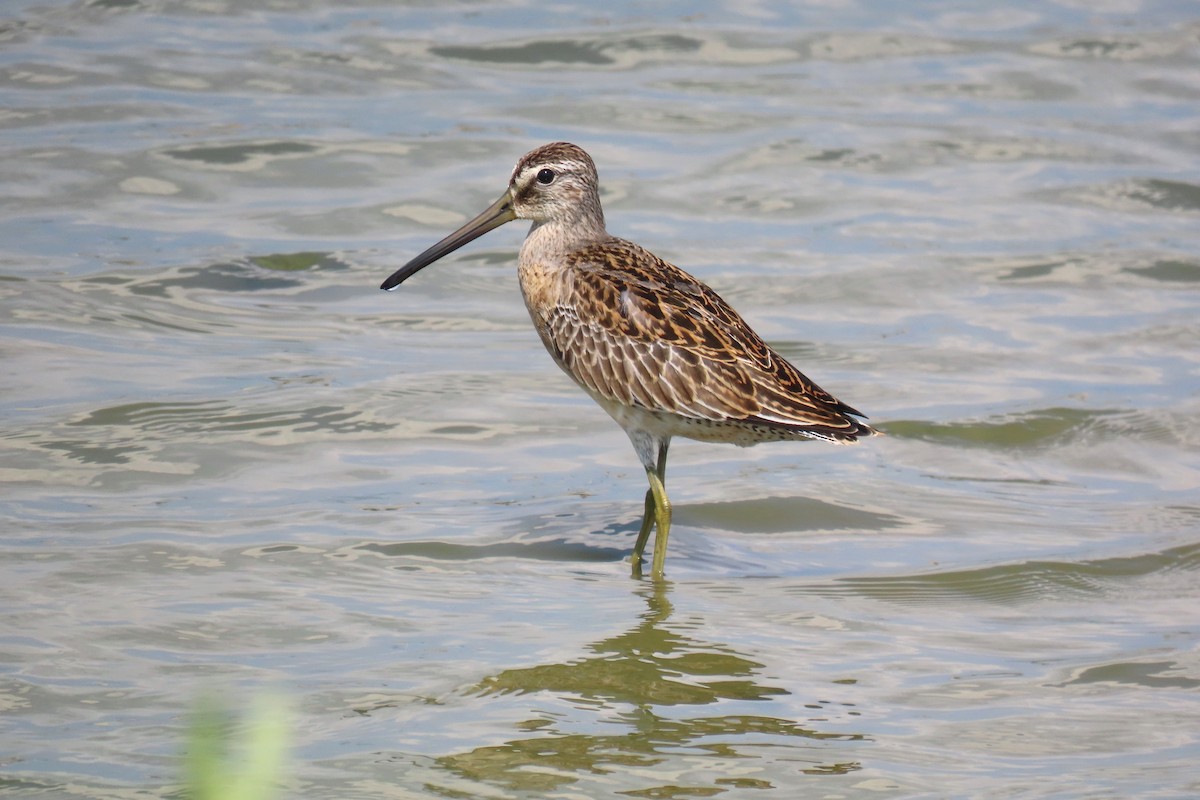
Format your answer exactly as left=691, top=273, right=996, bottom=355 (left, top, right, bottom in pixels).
left=3, top=1, right=1199, bottom=798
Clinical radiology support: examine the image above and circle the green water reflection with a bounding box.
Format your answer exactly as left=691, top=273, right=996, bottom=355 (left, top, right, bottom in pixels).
left=437, top=583, right=863, bottom=793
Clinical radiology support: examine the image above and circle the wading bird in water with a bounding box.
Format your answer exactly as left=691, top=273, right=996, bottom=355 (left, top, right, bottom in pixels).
left=381, top=142, right=876, bottom=578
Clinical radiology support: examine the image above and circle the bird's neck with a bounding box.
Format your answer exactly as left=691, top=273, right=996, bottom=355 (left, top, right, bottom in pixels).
left=522, top=211, right=608, bottom=261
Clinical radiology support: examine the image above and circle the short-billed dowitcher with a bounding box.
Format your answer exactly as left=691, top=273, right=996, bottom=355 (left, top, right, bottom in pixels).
left=381, top=142, right=876, bottom=577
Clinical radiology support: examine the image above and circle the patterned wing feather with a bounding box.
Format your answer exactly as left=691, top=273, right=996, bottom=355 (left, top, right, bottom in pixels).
left=542, top=238, right=873, bottom=442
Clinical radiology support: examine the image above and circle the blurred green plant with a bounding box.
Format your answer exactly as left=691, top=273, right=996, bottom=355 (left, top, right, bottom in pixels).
left=184, top=692, right=289, bottom=800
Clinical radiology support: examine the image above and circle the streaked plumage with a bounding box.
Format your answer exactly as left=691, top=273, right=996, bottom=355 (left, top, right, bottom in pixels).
left=382, top=142, right=876, bottom=577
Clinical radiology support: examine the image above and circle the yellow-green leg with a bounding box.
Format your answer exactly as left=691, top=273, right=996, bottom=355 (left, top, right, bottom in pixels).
left=632, top=487, right=655, bottom=569
left=646, top=464, right=672, bottom=577
left=631, top=441, right=671, bottom=578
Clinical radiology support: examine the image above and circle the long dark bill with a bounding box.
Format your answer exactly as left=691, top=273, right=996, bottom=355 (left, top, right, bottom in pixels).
left=380, top=191, right=517, bottom=291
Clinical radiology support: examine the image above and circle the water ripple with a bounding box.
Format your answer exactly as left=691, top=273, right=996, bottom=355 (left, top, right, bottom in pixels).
left=816, top=540, right=1200, bottom=605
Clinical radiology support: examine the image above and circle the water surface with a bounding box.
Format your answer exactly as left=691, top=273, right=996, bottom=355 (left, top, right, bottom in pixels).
left=2, top=1, right=1199, bottom=798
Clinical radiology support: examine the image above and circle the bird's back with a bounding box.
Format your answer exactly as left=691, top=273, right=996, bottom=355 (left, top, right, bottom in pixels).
left=518, top=236, right=875, bottom=446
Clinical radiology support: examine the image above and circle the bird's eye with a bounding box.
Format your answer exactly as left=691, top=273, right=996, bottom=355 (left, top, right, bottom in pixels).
left=536, top=168, right=556, bottom=185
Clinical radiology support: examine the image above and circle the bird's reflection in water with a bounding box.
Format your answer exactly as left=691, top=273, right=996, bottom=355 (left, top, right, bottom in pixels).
left=436, top=581, right=864, bottom=794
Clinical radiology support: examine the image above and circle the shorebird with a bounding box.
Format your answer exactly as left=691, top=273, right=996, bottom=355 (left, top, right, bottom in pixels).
left=381, top=142, right=876, bottom=577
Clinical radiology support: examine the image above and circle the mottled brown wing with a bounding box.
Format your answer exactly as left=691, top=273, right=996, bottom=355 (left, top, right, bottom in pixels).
left=543, top=238, right=872, bottom=442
